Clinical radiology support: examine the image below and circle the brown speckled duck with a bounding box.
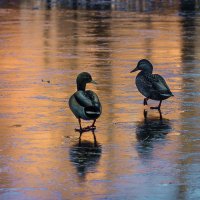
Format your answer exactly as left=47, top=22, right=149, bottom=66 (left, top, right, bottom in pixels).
left=130, top=59, right=173, bottom=110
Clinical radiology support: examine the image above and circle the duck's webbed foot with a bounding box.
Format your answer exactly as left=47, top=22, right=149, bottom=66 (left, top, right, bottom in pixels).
left=75, top=118, right=91, bottom=132
left=75, top=126, right=93, bottom=132
left=90, top=119, right=96, bottom=129
left=143, top=98, right=149, bottom=105
left=150, top=106, right=160, bottom=110
left=75, top=119, right=96, bottom=132
left=83, top=125, right=96, bottom=131
left=89, top=126, right=96, bottom=130
left=75, top=126, right=96, bottom=132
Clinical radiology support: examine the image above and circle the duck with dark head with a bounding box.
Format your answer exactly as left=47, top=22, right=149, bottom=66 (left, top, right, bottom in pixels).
left=130, top=59, right=174, bottom=110
left=69, top=72, right=102, bottom=133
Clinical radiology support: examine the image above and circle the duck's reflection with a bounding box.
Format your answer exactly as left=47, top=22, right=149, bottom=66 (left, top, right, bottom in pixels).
left=136, top=109, right=171, bottom=141
left=135, top=110, right=172, bottom=157
left=69, top=130, right=102, bottom=180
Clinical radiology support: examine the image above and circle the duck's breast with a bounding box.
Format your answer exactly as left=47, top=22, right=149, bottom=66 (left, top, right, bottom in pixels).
left=135, top=73, right=152, bottom=98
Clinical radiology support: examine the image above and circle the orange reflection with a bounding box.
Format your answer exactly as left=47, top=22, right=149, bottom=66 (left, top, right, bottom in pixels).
left=0, top=6, right=185, bottom=200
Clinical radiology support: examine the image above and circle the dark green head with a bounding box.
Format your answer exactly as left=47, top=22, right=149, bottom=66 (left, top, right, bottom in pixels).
left=76, top=72, right=96, bottom=91
left=130, top=59, right=153, bottom=74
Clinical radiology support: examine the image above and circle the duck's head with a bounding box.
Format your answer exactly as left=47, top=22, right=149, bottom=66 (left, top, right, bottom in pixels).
left=130, top=59, right=153, bottom=74
left=76, top=72, right=96, bottom=91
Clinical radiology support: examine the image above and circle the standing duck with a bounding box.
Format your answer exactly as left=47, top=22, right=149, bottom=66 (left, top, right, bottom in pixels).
left=130, top=59, right=173, bottom=110
left=69, top=72, right=102, bottom=132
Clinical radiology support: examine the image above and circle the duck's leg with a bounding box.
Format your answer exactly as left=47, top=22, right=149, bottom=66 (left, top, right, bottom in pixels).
left=150, top=100, right=162, bottom=110
left=158, top=109, right=163, bottom=120
left=91, top=119, right=96, bottom=128
left=78, top=118, right=82, bottom=129
left=143, top=109, right=148, bottom=120
left=92, top=130, right=97, bottom=146
left=158, top=100, right=162, bottom=109
left=143, top=98, right=149, bottom=105
left=75, top=118, right=84, bottom=132
left=79, top=131, right=83, bottom=140
left=87, top=119, right=96, bottom=131
left=75, top=118, right=97, bottom=132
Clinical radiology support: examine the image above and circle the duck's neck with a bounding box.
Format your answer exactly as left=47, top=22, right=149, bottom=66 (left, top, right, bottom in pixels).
left=77, top=82, right=86, bottom=91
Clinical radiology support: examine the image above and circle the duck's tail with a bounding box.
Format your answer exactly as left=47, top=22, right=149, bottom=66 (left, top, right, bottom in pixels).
left=161, top=93, right=174, bottom=97
left=85, top=106, right=101, bottom=118
left=168, top=90, right=174, bottom=96
left=161, top=90, right=174, bottom=97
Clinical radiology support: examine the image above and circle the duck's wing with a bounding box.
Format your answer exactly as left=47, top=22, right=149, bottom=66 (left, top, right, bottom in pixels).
left=85, top=90, right=101, bottom=107
left=74, top=90, right=101, bottom=118
left=74, top=90, right=101, bottom=108
left=148, top=74, right=173, bottom=96
left=136, top=74, right=154, bottom=98
left=74, top=91, right=94, bottom=107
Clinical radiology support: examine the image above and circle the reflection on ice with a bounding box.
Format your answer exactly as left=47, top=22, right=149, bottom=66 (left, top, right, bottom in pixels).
left=0, top=1, right=200, bottom=199
left=69, top=139, right=102, bottom=180
left=135, top=109, right=172, bottom=159
left=136, top=109, right=171, bottom=142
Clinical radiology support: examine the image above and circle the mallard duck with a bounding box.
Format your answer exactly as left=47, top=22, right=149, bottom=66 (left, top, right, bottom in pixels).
left=69, top=72, right=102, bottom=132
left=130, top=59, right=173, bottom=110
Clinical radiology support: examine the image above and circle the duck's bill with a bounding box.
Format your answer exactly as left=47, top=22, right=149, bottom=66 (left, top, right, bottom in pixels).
left=130, top=67, right=138, bottom=73
left=91, top=80, right=97, bottom=84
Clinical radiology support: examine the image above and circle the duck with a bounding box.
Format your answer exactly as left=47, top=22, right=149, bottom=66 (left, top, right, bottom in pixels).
left=69, top=72, right=102, bottom=132
left=130, top=59, right=173, bottom=110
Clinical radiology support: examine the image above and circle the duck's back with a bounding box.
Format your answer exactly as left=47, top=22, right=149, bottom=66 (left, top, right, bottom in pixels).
left=136, top=72, right=173, bottom=100
left=69, top=90, right=102, bottom=120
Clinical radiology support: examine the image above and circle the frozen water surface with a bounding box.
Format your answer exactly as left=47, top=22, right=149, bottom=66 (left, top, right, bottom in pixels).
left=0, top=1, right=200, bottom=200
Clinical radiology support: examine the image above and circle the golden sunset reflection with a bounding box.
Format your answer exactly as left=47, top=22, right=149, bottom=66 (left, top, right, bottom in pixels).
left=0, top=2, right=199, bottom=200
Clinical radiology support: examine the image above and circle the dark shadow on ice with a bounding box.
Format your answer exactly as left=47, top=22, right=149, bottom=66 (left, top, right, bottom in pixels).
left=59, top=0, right=111, bottom=10
left=69, top=131, right=102, bottom=181
left=135, top=110, right=172, bottom=158
left=179, top=0, right=196, bottom=16
left=136, top=109, right=171, bottom=142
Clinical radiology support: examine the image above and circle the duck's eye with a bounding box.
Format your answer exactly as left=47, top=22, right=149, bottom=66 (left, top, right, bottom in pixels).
left=87, top=76, right=92, bottom=81
left=84, top=76, right=91, bottom=82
